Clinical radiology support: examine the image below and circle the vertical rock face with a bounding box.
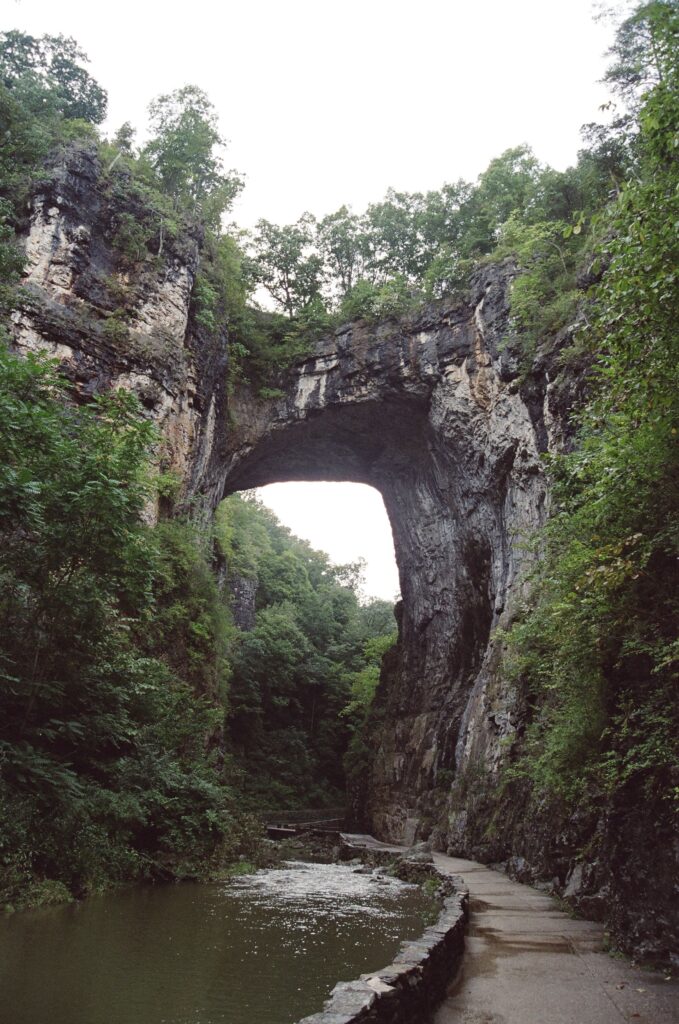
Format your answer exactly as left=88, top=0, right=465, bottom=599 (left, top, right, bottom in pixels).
left=228, top=576, right=258, bottom=632
left=10, top=144, right=229, bottom=520
left=209, top=263, right=554, bottom=845
left=13, top=146, right=675, bottom=959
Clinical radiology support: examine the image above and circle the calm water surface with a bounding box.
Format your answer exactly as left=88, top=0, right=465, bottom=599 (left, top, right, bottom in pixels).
left=0, top=862, right=436, bottom=1024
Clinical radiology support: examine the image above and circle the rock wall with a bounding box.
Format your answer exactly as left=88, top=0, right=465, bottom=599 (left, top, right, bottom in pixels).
left=11, top=145, right=676, bottom=961
left=10, top=143, right=229, bottom=521
left=212, top=262, right=554, bottom=850
left=228, top=576, right=258, bottom=632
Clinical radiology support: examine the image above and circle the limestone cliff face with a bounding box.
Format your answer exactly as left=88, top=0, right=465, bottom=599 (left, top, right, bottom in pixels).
left=11, top=145, right=675, bottom=961
left=11, top=144, right=228, bottom=518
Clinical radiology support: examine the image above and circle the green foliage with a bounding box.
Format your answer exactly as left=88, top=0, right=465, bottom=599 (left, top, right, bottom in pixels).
left=503, top=5, right=679, bottom=813
left=221, top=859, right=257, bottom=877
left=338, top=278, right=381, bottom=320
left=341, top=624, right=397, bottom=807
left=100, top=163, right=185, bottom=272
left=603, top=1, right=678, bottom=112
left=0, top=200, right=24, bottom=313
left=466, top=145, right=543, bottom=252
left=0, top=347, right=252, bottom=903
left=341, top=632, right=397, bottom=719
left=143, top=85, right=243, bottom=228
left=217, top=494, right=396, bottom=809
left=249, top=215, right=324, bottom=318
left=496, top=214, right=582, bottom=358
left=363, top=188, right=429, bottom=280
left=101, top=311, right=130, bottom=344
left=339, top=276, right=417, bottom=323
left=192, top=273, right=220, bottom=333
left=422, top=248, right=474, bottom=301
left=112, top=121, right=136, bottom=155
left=257, top=386, right=286, bottom=400
left=143, top=520, right=233, bottom=702
left=317, top=205, right=367, bottom=294
left=110, top=211, right=152, bottom=263
left=0, top=30, right=107, bottom=124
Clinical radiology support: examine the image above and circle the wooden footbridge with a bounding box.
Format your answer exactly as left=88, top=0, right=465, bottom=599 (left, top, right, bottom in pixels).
left=259, top=807, right=347, bottom=839
left=259, top=807, right=407, bottom=856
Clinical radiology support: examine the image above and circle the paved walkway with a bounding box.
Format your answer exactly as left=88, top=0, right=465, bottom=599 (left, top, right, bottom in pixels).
left=433, top=853, right=679, bottom=1024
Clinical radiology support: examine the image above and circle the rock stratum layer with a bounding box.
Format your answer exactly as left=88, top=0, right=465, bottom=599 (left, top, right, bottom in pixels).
left=10, top=146, right=676, bottom=963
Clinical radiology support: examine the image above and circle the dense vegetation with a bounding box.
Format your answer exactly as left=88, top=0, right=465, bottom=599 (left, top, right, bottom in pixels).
left=0, top=344, right=391, bottom=905
left=217, top=495, right=395, bottom=809
left=0, top=33, right=395, bottom=900
left=0, top=1, right=676, bottom=922
left=501, top=0, right=679, bottom=817
left=0, top=349, right=242, bottom=906
left=0, top=30, right=397, bottom=907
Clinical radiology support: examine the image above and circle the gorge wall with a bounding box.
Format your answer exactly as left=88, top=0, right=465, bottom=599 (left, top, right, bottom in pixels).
left=10, top=146, right=676, bottom=962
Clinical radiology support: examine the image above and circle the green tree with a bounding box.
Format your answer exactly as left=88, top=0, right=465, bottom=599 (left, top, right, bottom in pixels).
left=0, top=347, right=247, bottom=904
left=603, top=0, right=678, bottom=111
left=316, top=205, right=367, bottom=296
left=457, top=145, right=543, bottom=256
left=143, top=85, right=243, bottom=227
left=249, top=215, right=324, bottom=317
left=341, top=632, right=397, bottom=720
left=364, top=188, right=426, bottom=282
left=0, top=30, right=107, bottom=123
left=111, top=121, right=136, bottom=155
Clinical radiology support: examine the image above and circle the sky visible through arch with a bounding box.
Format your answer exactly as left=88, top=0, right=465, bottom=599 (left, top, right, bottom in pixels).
left=257, top=482, right=401, bottom=602
left=8, top=0, right=621, bottom=598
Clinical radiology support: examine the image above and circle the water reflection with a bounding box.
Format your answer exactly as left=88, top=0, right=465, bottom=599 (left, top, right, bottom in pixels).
left=0, top=862, right=434, bottom=1024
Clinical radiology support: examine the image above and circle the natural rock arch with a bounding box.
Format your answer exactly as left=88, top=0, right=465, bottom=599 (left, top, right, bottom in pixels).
left=207, top=264, right=550, bottom=842
left=10, top=153, right=556, bottom=843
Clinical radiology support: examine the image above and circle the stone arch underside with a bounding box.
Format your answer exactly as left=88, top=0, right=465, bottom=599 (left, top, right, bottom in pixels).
left=213, top=266, right=549, bottom=844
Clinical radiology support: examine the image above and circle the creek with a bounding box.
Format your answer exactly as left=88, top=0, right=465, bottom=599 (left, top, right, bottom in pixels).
left=0, top=861, right=437, bottom=1024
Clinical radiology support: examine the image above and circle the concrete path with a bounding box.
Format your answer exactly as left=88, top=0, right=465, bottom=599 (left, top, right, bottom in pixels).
left=433, top=853, right=679, bottom=1024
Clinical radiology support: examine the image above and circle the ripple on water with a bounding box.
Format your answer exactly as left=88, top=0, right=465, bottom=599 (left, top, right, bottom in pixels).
left=0, top=861, right=436, bottom=1024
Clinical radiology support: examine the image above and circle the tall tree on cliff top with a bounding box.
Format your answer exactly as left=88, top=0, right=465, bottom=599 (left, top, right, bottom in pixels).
left=603, top=0, right=679, bottom=110
left=249, top=215, right=324, bottom=317
left=144, top=85, right=243, bottom=228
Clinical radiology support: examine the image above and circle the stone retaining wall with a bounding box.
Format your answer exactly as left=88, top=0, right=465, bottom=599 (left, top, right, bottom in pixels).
left=297, top=888, right=468, bottom=1024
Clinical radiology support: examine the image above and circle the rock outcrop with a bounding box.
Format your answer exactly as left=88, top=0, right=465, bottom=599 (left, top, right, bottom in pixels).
left=10, top=144, right=676, bottom=963
left=11, top=144, right=229, bottom=521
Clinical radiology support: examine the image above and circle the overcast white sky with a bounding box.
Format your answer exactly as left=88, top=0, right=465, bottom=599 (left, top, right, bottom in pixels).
left=7, top=0, right=621, bottom=599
